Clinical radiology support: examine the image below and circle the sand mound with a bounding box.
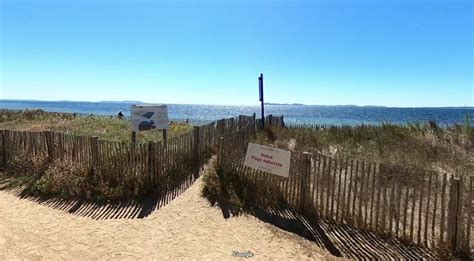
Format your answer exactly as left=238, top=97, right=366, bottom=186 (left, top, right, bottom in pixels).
left=0, top=178, right=333, bottom=260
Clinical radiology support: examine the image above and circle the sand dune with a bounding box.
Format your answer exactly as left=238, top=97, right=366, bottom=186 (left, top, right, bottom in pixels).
left=0, top=178, right=334, bottom=260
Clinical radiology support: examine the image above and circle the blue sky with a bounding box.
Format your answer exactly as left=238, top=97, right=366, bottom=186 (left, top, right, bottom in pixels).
left=0, top=0, right=472, bottom=107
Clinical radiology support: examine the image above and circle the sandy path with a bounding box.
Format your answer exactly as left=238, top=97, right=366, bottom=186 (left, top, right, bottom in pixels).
left=0, top=178, right=333, bottom=260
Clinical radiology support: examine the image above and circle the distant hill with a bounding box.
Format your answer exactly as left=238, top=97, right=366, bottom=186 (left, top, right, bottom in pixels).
left=98, top=101, right=145, bottom=104
left=264, top=102, right=389, bottom=108
left=264, top=102, right=305, bottom=106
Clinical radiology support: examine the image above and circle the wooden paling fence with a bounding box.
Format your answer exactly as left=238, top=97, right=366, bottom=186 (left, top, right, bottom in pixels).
left=265, top=114, right=285, bottom=127
left=0, top=114, right=284, bottom=188
left=0, top=114, right=264, bottom=197
left=217, top=129, right=473, bottom=257
left=0, top=129, right=198, bottom=196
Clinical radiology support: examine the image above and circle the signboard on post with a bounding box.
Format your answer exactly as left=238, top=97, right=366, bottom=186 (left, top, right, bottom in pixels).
left=131, top=105, right=168, bottom=132
left=244, top=143, right=291, bottom=178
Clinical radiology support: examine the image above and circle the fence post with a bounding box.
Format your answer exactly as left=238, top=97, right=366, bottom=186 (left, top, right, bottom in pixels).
left=148, top=141, right=155, bottom=188
left=252, top=113, right=257, bottom=134
left=300, top=152, right=311, bottom=213
left=464, top=177, right=473, bottom=255
left=44, top=131, right=54, bottom=162
left=456, top=175, right=465, bottom=255
left=268, top=114, right=273, bottom=127
left=162, top=129, right=167, bottom=141
left=0, top=130, right=5, bottom=170
left=3, top=130, right=10, bottom=170
left=447, top=177, right=462, bottom=253
left=91, top=136, right=99, bottom=172
left=217, top=136, right=224, bottom=168
left=193, top=126, right=200, bottom=179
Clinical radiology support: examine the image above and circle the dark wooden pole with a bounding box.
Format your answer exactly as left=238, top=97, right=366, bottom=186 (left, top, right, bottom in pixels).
left=148, top=141, right=155, bottom=188
left=162, top=129, right=167, bottom=141
left=217, top=136, right=224, bottom=167
left=259, top=73, right=264, bottom=129
left=300, top=152, right=312, bottom=213
left=91, top=136, right=99, bottom=172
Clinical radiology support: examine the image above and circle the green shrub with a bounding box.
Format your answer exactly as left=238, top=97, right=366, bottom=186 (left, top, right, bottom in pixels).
left=30, top=159, right=93, bottom=198
left=5, top=151, right=48, bottom=182
left=202, top=160, right=286, bottom=211
left=201, top=161, right=222, bottom=206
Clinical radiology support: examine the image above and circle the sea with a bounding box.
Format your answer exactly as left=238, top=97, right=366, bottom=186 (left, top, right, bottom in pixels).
left=0, top=99, right=473, bottom=126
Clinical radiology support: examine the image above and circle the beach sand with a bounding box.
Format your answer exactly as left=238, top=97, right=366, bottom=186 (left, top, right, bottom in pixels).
left=0, top=178, right=334, bottom=260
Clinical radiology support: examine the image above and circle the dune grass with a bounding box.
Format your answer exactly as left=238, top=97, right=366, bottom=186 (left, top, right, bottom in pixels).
left=0, top=109, right=195, bottom=202
left=0, top=109, right=193, bottom=142
left=253, top=119, right=474, bottom=175
left=201, top=159, right=286, bottom=216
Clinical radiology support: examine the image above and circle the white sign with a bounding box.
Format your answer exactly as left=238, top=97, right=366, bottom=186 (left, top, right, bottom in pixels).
left=244, top=143, right=291, bottom=178
left=131, top=105, right=168, bottom=132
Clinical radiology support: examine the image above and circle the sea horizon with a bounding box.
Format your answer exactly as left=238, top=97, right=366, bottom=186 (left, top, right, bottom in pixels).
left=1, top=99, right=472, bottom=109
left=1, top=99, right=473, bottom=126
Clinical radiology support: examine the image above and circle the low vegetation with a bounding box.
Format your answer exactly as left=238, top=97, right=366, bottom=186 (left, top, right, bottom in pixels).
left=0, top=109, right=193, bottom=142
left=202, top=117, right=474, bottom=216
left=201, top=159, right=285, bottom=214
left=2, top=150, right=150, bottom=202
left=254, top=119, right=474, bottom=175
left=0, top=109, right=195, bottom=202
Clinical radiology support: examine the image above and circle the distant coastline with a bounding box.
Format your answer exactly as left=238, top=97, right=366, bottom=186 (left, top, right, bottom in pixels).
left=0, top=99, right=472, bottom=109
left=0, top=99, right=144, bottom=104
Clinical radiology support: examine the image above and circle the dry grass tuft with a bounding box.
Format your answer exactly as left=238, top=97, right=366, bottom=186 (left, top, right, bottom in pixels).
left=202, top=160, right=287, bottom=213
left=254, top=121, right=473, bottom=175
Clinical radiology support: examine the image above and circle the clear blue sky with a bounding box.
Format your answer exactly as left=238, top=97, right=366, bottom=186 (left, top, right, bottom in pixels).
left=0, top=0, right=472, bottom=107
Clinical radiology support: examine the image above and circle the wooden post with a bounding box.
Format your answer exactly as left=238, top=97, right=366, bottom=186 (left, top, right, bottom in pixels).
left=44, top=131, right=54, bottom=161
left=447, top=177, right=461, bottom=253
left=193, top=126, right=200, bottom=179
left=0, top=130, right=5, bottom=169
left=91, top=136, right=99, bottom=171
left=252, top=113, right=257, bottom=134
left=131, top=131, right=137, bottom=143
left=439, top=173, right=448, bottom=247
left=464, top=177, right=473, bottom=254
left=162, top=129, right=167, bottom=141
left=300, top=152, right=311, bottom=213
left=268, top=114, right=273, bottom=127
left=148, top=141, right=155, bottom=188
left=3, top=130, right=10, bottom=169
left=456, top=175, right=465, bottom=253
left=217, top=136, right=224, bottom=168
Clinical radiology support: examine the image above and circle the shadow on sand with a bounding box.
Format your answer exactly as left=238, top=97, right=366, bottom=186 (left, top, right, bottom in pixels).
left=218, top=204, right=439, bottom=260
left=1, top=168, right=440, bottom=260
left=0, top=170, right=201, bottom=220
